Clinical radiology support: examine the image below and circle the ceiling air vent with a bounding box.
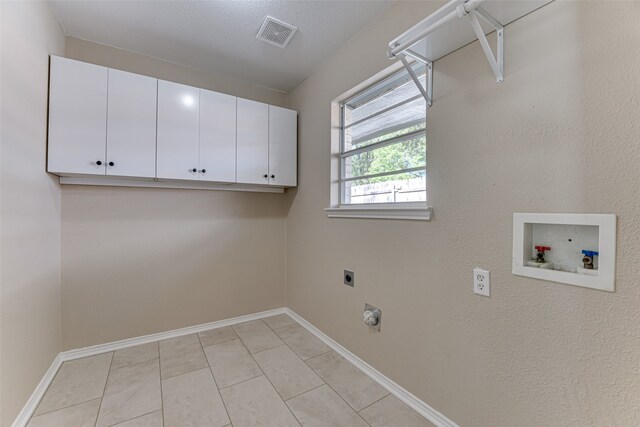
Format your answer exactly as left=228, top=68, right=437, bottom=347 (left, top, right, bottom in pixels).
left=256, top=16, right=297, bottom=48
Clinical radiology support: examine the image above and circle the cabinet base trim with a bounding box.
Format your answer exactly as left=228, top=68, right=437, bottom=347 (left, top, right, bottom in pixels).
left=58, top=176, right=286, bottom=193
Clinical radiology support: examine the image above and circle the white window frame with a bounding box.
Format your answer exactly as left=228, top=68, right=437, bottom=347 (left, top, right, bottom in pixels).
left=325, top=62, right=431, bottom=221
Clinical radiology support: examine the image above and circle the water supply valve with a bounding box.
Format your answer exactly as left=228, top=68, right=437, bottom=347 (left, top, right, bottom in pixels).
left=535, top=245, right=551, bottom=263
left=527, top=245, right=554, bottom=269
left=582, top=250, right=599, bottom=270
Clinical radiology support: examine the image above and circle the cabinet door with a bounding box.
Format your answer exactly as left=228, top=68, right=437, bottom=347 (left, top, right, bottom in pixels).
left=199, top=90, right=236, bottom=182
left=156, top=80, right=199, bottom=180
left=236, top=98, right=269, bottom=185
left=268, top=106, right=297, bottom=187
left=106, top=69, right=157, bottom=178
left=48, top=56, right=108, bottom=175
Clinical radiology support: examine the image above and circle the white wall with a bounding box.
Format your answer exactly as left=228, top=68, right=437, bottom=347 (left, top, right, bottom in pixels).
left=65, top=37, right=287, bottom=106
left=285, top=1, right=640, bottom=425
left=0, top=1, right=65, bottom=425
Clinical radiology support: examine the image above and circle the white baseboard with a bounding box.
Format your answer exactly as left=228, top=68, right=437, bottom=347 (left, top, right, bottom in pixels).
left=285, top=308, right=459, bottom=427
left=59, top=307, right=286, bottom=362
left=13, top=306, right=456, bottom=427
left=11, top=354, right=63, bottom=427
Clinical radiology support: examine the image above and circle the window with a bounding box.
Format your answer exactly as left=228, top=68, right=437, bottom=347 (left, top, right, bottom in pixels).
left=339, top=63, right=427, bottom=207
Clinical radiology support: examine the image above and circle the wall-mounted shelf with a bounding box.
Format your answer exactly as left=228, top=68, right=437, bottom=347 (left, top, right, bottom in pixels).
left=387, top=0, right=553, bottom=104
left=512, top=213, right=617, bottom=292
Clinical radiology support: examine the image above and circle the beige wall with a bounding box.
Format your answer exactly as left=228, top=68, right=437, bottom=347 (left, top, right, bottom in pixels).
left=60, top=42, right=288, bottom=350
left=4, top=1, right=640, bottom=425
left=61, top=187, right=286, bottom=349
left=286, top=1, right=640, bottom=426
left=0, top=1, right=65, bottom=425
left=65, top=37, right=287, bottom=107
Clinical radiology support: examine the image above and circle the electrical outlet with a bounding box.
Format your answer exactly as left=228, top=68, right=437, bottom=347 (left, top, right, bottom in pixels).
left=474, top=268, right=490, bottom=296
left=344, top=270, right=354, bottom=287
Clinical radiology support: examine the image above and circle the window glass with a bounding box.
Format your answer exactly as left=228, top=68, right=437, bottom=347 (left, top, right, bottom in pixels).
left=340, top=63, right=427, bottom=205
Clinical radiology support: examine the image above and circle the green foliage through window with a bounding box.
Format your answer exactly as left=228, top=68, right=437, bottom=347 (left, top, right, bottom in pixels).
left=347, top=125, right=426, bottom=185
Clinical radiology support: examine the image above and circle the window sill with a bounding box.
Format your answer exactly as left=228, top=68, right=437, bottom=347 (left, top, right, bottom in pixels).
left=324, top=206, right=432, bottom=221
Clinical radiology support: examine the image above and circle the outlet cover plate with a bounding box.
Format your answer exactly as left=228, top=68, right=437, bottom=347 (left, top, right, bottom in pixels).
left=344, top=270, right=354, bottom=287
left=474, top=268, right=490, bottom=297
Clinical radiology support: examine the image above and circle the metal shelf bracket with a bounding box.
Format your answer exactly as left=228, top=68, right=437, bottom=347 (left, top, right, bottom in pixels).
left=465, top=7, right=504, bottom=83
left=388, top=0, right=511, bottom=106
left=398, top=52, right=433, bottom=107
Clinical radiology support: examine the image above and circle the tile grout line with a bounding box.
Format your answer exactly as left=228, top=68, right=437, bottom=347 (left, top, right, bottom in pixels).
left=271, top=336, right=326, bottom=400
left=232, top=322, right=268, bottom=379
left=157, top=341, right=166, bottom=427
left=28, top=354, right=114, bottom=420
left=270, top=321, right=334, bottom=362
left=357, top=392, right=391, bottom=414
left=264, top=316, right=298, bottom=332
left=301, top=351, right=376, bottom=427
left=200, top=335, right=238, bottom=348
left=283, top=382, right=325, bottom=402
left=241, top=319, right=303, bottom=426
left=97, top=348, right=163, bottom=427
left=274, top=320, right=373, bottom=426
left=156, top=335, right=211, bottom=381
left=104, top=409, right=160, bottom=427
left=196, top=331, right=233, bottom=426
left=216, top=372, right=264, bottom=391
left=159, top=367, right=210, bottom=381
left=262, top=319, right=353, bottom=425
left=93, top=352, right=115, bottom=427
left=309, top=372, right=374, bottom=427
left=29, top=357, right=65, bottom=419
left=223, top=322, right=276, bottom=419
left=250, top=343, right=288, bottom=357
left=27, top=398, right=103, bottom=422
left=249, top=316, right=348, bottom=412
left=300, top=348, right=333, bottom=362
left=248, top=357, right=303, bottom=426
left=109, top=356, right=160, bottom=372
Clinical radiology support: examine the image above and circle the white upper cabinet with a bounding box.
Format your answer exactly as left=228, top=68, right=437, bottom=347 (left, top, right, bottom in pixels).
left=199, top=90, right=237, bottom=182
left=236, top=102, right=298, bottom=186
left=156, top=80, right=200, bottom=181
left=47, top=57, right=297, bottom=189
left=48, top=56, right=108, bottom=175
left=106, top=69, right=158, bottom=178
left=237, top=98, right=269, bottom=185
left=268, top=106, right=297, bottom=187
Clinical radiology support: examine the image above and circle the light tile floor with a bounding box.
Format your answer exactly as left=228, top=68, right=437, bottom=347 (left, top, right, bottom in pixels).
left=27, top=314, right=434, bottom=427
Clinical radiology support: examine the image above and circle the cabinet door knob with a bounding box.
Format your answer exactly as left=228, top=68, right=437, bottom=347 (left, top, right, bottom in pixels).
left=200, top=169, right=206, bottom=174
left=96, top=160, right=102, bottom=166
left=263, top=174, right=268, bottom=178
left=271, top=174, right=275, bottom=179
left=108, top=161, right=115, bottom=167
left=192, top=168, right=197, bottom=173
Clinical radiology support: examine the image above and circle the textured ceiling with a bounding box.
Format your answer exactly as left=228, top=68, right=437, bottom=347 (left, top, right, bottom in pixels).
left=48, top=0, right=394, bottom=92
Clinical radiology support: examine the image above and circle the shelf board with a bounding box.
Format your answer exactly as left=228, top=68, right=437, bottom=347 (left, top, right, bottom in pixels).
left=390, top=0, right=553, bottom=63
